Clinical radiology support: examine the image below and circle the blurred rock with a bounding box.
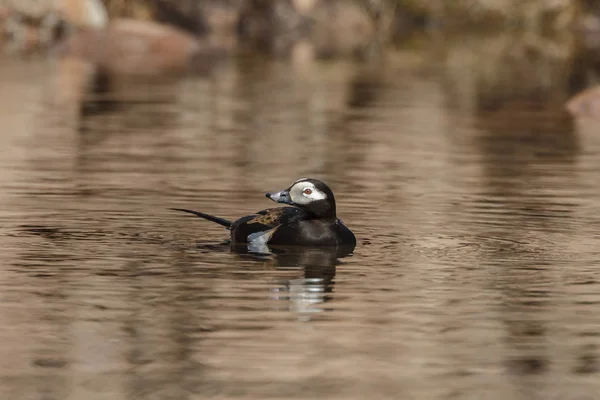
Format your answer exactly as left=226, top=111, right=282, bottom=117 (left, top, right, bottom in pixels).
left=56, top=0, right=107, bottom=29
left=58, top=19, right=216, bottom=76
left=566, top=85, right=600, bottom=118
left=2, top=0, right=53, bottom=20
left=51, top=0, right=229, bottom=76
left=235, top=0, right=380, bottom=58
left=150, top=0, right=207, bottom=35
left=309, top=0, right=375, bottom=59
left=1, top=0, right=60, bottom=52
left=0, top=4, right=9, bottom=20
left=434, top=0, right=577, bottom=31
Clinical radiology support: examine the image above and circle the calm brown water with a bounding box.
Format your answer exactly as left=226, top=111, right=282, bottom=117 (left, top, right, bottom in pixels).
left=1, top=47, right=600, bottom=400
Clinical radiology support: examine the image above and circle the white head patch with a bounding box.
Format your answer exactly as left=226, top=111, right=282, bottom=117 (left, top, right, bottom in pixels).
left=289, top=181, right=327, bottom=205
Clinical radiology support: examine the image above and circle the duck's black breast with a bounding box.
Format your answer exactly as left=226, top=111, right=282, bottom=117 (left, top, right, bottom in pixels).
left=230, top=207, right=307, bottom=244
left=267, top=218, right=356, bottom=247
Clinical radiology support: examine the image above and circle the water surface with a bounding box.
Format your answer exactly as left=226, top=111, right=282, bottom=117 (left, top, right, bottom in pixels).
left=1, top=48, right=600, bottom=399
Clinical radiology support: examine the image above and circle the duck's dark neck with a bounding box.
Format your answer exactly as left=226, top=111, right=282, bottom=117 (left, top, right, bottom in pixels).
left=305, top=199, right=336, bottom=219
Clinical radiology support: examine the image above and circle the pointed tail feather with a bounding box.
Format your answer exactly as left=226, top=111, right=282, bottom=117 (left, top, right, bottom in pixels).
left=169, top=208, right=232, bottom=228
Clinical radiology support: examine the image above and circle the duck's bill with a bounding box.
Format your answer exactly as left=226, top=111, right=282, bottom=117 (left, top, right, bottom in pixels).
left=265, top=190, right=292, bottom=204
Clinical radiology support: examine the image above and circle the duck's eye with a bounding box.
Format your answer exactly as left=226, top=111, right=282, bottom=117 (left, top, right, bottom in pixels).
left=303, top=188, right=312, bottom=195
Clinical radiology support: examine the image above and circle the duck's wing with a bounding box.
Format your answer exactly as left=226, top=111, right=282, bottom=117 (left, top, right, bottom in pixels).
left=230, top=207, right=306, bottom=244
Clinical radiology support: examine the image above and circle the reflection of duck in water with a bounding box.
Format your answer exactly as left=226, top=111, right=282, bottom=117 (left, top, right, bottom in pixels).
left=235, top=245, right=353, bottom=315
left=54, top=0, right=225, bottom=75
left=172, top=178, right=356, bottom=253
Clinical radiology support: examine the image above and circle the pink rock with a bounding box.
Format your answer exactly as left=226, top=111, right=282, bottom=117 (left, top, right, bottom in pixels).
left=566, top=86, right=600, bottom=118
left=59, top=19, right=223, bottom=75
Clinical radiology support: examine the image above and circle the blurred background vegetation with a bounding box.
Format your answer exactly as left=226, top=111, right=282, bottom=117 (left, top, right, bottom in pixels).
left=2, top=0, right=600, bottom=115
left=1, top=0, right=596, bottom=49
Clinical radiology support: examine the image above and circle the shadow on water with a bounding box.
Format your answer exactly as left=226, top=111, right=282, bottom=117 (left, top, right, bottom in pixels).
left=473, top=96, right=580, bottom=230
left=471, top=92, right=594, bottom=382
left=322, top=71, right=382, bottom=185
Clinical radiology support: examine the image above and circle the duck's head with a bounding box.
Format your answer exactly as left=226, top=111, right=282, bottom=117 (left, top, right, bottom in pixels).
left=266, top=178, right=336, bottom=219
